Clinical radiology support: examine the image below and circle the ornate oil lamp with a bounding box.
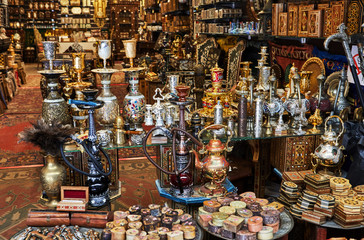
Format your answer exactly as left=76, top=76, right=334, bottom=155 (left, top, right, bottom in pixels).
left=196, top=124, right=233, bottom=197
left=311, top=115, right=345, bottom=176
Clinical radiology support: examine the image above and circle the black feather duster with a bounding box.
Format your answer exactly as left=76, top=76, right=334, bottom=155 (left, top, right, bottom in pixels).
left=18, top=119, right=75, bottom=156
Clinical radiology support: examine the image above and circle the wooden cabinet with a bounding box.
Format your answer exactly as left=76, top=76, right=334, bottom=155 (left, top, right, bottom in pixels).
left=109, top=1, right=139, bottom=60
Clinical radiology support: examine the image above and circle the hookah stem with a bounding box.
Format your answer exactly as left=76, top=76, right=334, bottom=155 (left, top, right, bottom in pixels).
left=332, top=74, right=343, bottom=115
left=318, top=79, right=322, bottom=109
left=172, top=130, right=184, bottom=194
left=176, top=104, right=187, bottom=194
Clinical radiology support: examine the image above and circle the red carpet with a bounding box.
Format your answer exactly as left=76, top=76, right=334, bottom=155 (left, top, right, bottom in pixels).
left=0, top=67, right=166, bottom=239
left=0, top=160, right=167, bottom=240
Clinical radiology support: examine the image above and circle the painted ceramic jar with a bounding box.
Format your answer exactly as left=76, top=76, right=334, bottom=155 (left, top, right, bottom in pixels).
left=123, top=72, right=146, bottom=129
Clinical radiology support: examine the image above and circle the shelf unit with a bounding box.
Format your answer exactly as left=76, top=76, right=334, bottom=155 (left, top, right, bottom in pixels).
left=57, top=0, right=99, bottom=30
left=160, top=0, right=190, bottom=33
left=23, top=0, right=59, bottom=30
left=109, top=0, right=139, bottom=60
left=193, top=0, right=244, bottom=35
left=0, top=3, right=8, bottom=28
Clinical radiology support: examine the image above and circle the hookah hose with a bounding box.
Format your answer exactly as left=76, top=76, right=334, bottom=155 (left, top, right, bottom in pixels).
left=142, top=126, right=203, bottom=192
left=60, top=139, right=113, bottom=177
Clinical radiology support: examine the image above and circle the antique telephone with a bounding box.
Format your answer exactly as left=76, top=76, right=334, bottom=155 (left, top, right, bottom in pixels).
left=60, top=89, right=113, bottom=207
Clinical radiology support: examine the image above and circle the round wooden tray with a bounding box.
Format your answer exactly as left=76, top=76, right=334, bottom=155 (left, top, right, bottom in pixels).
left=197, top=209, right=294, bottom=240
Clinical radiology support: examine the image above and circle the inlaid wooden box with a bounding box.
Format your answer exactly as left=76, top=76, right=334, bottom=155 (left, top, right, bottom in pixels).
left=298, top=4, right=315, bottom=37
left=288, top=4, right=299, bottom=36
left=323, top=7, right=332, bottom=37
left=272, top=3, right=284, bottom=36
left=278, top=12, right=288, bottom=36
left=331, top=1, right=345, bottom=33
left=57, top=186, right=89, bottom=212
left=270, top=135, right=318, bottom=172
left=308, top=10, right=323, bottom=38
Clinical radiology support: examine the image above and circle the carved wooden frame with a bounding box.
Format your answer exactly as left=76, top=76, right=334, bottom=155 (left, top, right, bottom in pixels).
left=227, top=40, right=246, bottom=89
left=196, top=37, right=218, bottom=66
left=346, top=0, right=362, bottom=35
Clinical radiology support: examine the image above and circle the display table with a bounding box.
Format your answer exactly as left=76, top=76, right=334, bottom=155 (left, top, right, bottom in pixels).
left=197, top=209, right=294, bottom=240
left=58, top=42, right=96, bottom=54
left=155, top=179, right=237, bottom=204
left=294, top=217, right=364, bottom=240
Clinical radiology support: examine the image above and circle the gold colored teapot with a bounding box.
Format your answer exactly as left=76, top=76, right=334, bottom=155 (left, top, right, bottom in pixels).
left=311, top=115, right=345, bottom=176
left=195, top=124, right=233, bottom=196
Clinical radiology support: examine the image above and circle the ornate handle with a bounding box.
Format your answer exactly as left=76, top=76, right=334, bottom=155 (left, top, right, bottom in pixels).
left=324, top=115, right=344, bottom=145
left=153, top=88, right=165, bottom=101
left=197, top=124, right=233, bottom=154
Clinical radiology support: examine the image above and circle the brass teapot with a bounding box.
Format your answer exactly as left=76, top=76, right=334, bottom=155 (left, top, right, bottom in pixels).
left=195, top=124, right=233, bottom=196
left=311, top=115, right=345, bottom=176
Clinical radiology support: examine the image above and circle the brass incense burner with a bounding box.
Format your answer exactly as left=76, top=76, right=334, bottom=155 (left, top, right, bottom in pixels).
left=195, top=124, right=233, bottom=197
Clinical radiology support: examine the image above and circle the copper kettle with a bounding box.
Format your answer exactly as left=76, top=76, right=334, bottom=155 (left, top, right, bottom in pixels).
left=194, top=124, right=233, bottom=196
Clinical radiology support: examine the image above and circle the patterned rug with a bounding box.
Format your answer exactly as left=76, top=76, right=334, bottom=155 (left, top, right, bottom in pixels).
left=0, top=160, right=166, bottom=240
left=0, top=83, right=128, bottom=168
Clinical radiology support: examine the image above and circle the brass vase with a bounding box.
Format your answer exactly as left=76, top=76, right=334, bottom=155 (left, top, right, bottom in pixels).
left=40, top=154, right=66, bottom=208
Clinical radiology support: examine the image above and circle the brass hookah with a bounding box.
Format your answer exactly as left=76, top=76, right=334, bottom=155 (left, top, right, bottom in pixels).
left=68, top=52, right=92, bottom=134
left=143, top=85, right=204, bottom=197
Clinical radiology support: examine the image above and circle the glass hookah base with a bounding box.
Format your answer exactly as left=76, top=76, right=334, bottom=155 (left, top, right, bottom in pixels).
left=198, top=183, right=227, bottom=197
left=169, top=185, right=193, bottom=198
left=89, top=189, right=110, bottom=207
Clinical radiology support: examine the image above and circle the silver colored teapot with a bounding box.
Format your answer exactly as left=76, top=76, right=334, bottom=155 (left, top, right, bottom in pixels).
left=311, top=115, right=345, bottom=175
